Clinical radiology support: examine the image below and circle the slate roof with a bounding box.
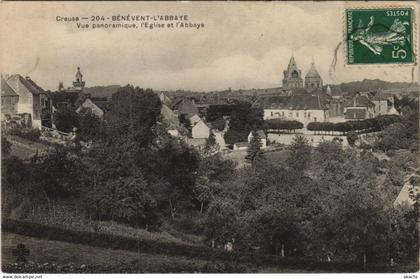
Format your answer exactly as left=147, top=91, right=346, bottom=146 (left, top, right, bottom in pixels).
left=1, top=78, right=18, bottom=97
left=345, top=108, right=366, bottom=119
left=257, top=93, right=328, bottom=110
left=344, top=95, right=374, bottom=108
left=5, top=75, right=45, bottom=96
left=305, top=63, right=321, bottom=78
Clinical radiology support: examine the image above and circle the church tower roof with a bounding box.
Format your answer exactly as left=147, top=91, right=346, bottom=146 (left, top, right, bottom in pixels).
left=75, top=66, right=83, bottom=81
left=282, top=55, right=303, bottom=90
left=287, top=56, right=299, bottom=72
left=72, top=66, right=86, bottom=90
left=305, top=62, right=321, bottom=78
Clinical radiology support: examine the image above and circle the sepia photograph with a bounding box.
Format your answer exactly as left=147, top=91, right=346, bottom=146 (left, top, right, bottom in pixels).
left=0, top=1, right=419, bottom=276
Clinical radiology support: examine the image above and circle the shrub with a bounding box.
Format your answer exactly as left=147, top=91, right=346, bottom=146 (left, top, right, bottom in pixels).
left=263, top=119, right=303, bottom=131
left=2, top=136, right=12, bottom=155
left=347, top=131, right=358, bottom=146
left=9, top=127, right=41, bottom=142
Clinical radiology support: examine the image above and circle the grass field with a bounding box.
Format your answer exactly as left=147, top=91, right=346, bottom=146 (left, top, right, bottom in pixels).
left=2, top=232, right=215, bottom=272
left=227, top=149, right=290, bottom=168
left=6, top=136, right=52, bottom=160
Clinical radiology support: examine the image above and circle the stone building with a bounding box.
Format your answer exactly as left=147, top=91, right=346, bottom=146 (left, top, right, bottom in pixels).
left=1, top=74, right=51, bottom=129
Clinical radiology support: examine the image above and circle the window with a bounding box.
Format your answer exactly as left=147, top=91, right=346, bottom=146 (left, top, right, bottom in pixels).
left=308, top=112, right=311, bottom=118
left=314, top=117, right=317, bottom=122
left=271, top=111, right=273, bottom=117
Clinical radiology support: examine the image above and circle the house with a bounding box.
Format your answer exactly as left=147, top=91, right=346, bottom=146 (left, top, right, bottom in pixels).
left=161, top=104, right=179, bottom=125
left=76, top=97, right=105, bottom=118
left=343, top=94, right=375, bottom=120
left=370, top=91, right=399, bottom=117
left=2, top=74, right=51, bottom=129
left=192, top=120, right=210, bottom=139
left=190, top=114, right=202, bottom=127
left=233, top=142, right=250, bottom=151
left=1, top=78, right=19, bottom=116
left=247, top=130, right=267, bottom=149
left=259, top=92, right=329, bottom=126
left=172, top=98, right=199, bottom=119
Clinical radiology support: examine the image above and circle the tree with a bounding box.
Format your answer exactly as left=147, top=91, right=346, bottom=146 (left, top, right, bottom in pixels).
left=76, top=108, right=104, bottom=142
left=203, top=131, right=219, bottom=156
left=347, top=131, right=358, bottom=146
left=224, top=101, right=263, bottom=144
left=205, top=197, right=239, bottom=248
left=53, top=107, right=79, bottom=133
left=286, top=135, right=311, bottom=173
left=210, top=117, right=226, bottom=131
left=193, top=176, right=213, bottom=213
left=152, top=139, right=200, bottom=219
left=246, top=130, right=265, bottom=167
left=87, top=172, right=158, bottom=227
left=109, top=85, right=161, bottom=147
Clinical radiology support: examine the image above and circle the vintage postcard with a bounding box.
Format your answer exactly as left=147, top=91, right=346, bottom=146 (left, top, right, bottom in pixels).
left=0, top=1, right=419, bottom=277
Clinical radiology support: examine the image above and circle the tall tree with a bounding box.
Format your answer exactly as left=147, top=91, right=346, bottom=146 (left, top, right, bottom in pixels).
left=286, top=135, right=311, bottom=172
left=246, top=130, right=265, bottom=167
left=109, top=85, right=161, bottom=147
left=203, top=131, right=219, bottom=156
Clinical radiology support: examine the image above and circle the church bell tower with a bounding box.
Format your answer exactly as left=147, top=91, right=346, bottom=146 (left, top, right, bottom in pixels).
left=282, top=56, right=303, bottom=90
left=72, top=66, right=86, bottom=90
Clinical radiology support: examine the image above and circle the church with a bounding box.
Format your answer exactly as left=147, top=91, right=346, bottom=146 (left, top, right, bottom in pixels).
left=282, top=56, right=323, bottom=91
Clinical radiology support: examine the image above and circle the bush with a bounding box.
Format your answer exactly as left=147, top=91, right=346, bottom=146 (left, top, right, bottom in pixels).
left=263, top=119, right=303, bottom=131
left=307, top=115, right=401, bottom=134
left=2, top=136, right=12, bottom=155
left=9, top=127, right=41, bottom=142
left=347, top=131, right=358, bottom=146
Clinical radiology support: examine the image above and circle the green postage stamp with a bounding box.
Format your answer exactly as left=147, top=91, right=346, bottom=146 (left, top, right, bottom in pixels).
left=345, top=7, right=415, bottom=65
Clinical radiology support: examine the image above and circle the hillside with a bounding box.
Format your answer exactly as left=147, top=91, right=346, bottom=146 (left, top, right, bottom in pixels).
left=330, top=79, right=419, bottom=94
left=81, top=79, right=418, bottom=99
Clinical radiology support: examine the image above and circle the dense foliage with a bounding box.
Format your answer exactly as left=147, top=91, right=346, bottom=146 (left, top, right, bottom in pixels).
left=307, top=115, right=401, bottom=134
left=263, top=119, right=303, bottom=131
left=2, top=88, right=418, bottom=269
left=53, top=107, right=79, bottom=133
left=223, top=102, right=264, bottom=144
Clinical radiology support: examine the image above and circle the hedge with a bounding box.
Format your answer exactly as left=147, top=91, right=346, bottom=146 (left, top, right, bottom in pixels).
left=307, top=115, right=401, bottom=134
left=2, top=219, right=416, bottom=272
left=263, top=119, right=304, bottom=131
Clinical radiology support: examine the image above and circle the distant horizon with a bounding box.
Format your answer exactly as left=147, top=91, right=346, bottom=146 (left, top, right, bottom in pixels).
left=16, top=75, right=420, bottom=93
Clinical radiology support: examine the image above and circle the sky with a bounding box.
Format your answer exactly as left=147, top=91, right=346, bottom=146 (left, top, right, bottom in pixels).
left=1, top=1, right=418, bottom=91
